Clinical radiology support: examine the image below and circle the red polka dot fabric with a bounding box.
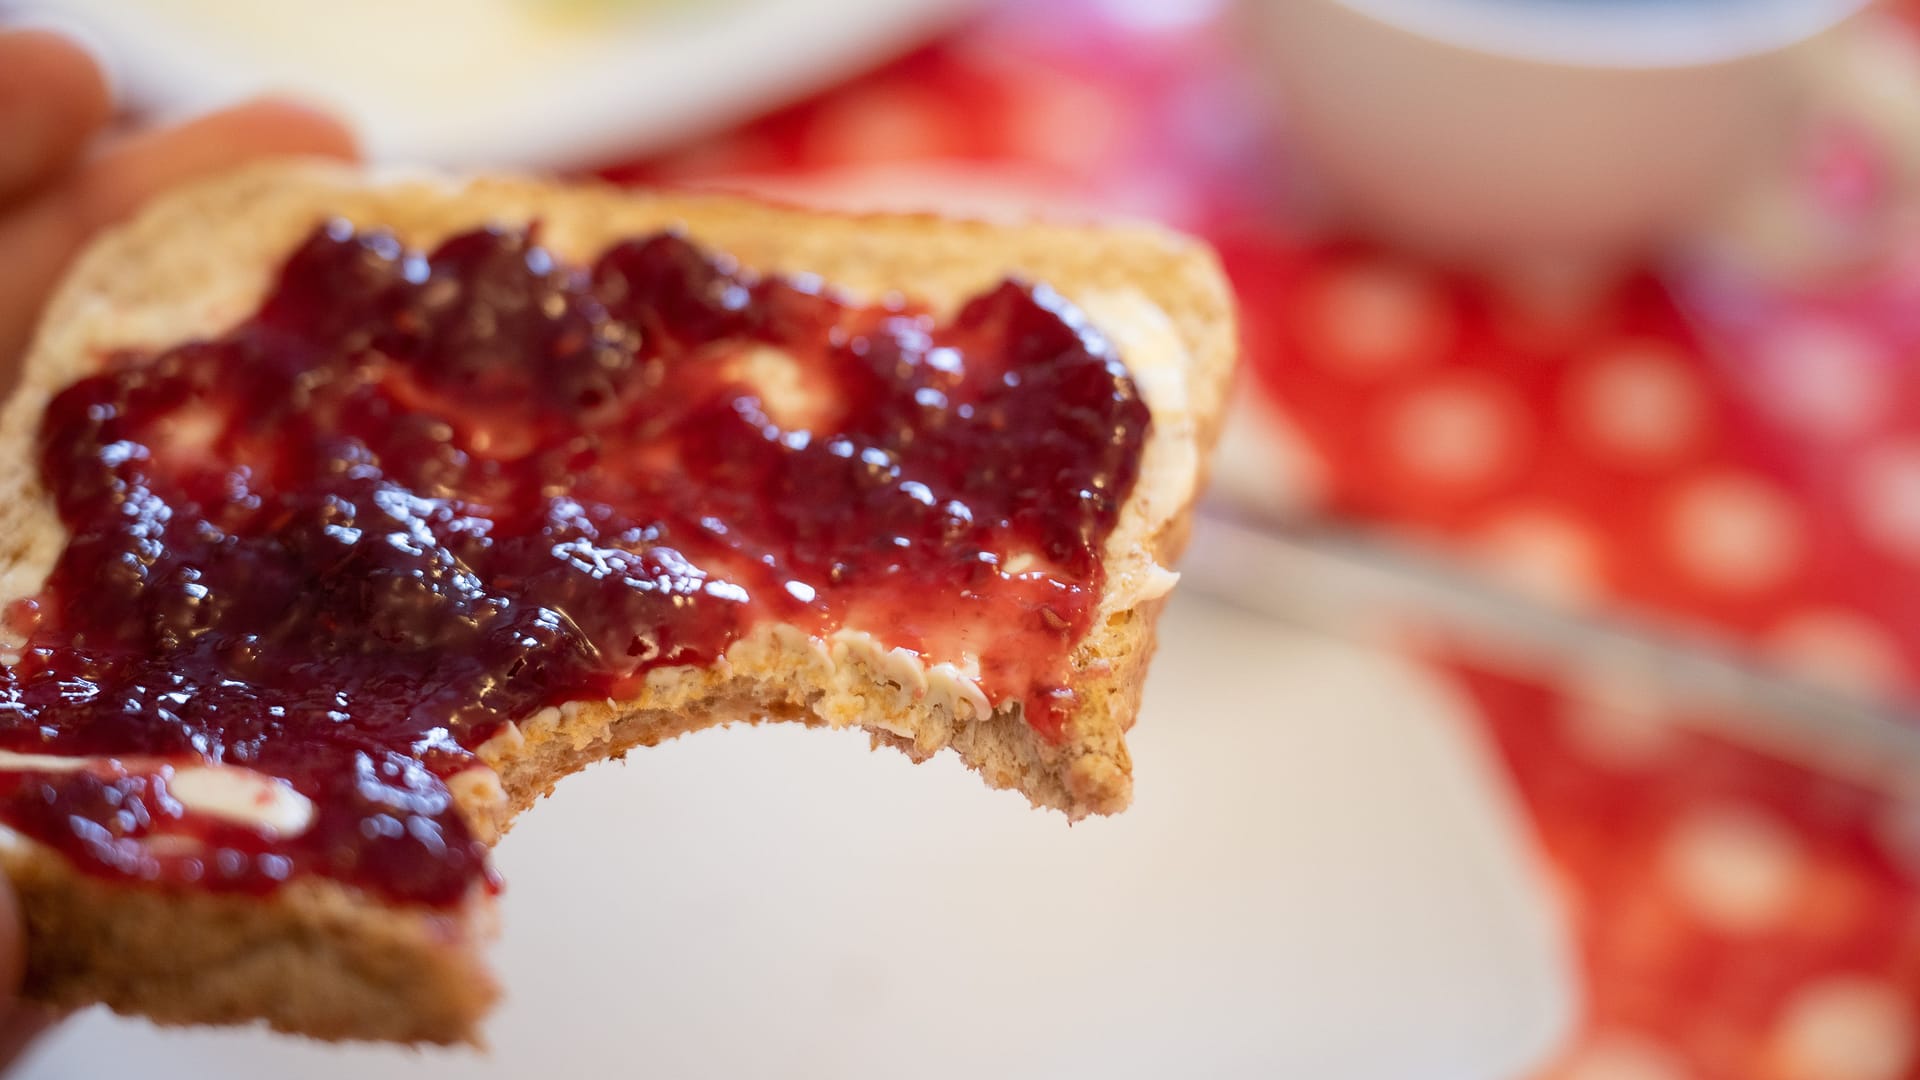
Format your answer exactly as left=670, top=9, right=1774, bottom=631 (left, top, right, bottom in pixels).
left=1449, top=656, right=1920, bottom=1080
left=598, top=2, right=1920, bottom=1075
left=1228, top=240, right=1920, bottom=700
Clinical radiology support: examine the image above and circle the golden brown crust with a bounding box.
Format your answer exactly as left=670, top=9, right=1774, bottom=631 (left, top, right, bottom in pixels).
left=0, top=160, right=1237, bottom=1042
left=3, top=842, right=497, bottom=1044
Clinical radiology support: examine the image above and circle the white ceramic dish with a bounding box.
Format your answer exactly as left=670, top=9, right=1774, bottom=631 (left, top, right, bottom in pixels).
left=13, top=595, right=1572, bottom=1080
left=12, top=0, right=973, bottom=168
left=1241, top=0, right=1873, bottom=261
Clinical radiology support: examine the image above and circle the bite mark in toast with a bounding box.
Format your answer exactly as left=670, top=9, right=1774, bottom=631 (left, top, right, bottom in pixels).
left=0, top=162, right=1237, bottom=1042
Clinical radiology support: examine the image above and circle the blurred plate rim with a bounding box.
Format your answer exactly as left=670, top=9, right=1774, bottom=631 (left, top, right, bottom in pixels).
left=13, top=0, right=978, bottom=169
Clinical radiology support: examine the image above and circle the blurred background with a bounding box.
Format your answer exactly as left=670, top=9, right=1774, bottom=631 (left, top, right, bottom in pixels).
left=6, top=0, right=1920, bottom=1077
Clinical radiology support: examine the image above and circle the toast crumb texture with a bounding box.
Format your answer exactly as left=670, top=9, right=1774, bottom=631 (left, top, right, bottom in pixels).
left=0, top=161, right=1237, bottom=1043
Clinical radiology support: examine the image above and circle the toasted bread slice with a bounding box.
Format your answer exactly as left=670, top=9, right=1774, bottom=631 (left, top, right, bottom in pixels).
left=0, top=161, right=1236, bottom=1043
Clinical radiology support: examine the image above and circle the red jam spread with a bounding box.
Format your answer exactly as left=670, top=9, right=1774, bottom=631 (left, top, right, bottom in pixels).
left=0, top=221, right=1151, bottom=906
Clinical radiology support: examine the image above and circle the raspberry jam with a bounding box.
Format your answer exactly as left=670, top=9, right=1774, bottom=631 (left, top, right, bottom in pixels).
left=0, top=221, right=1150, bottom=905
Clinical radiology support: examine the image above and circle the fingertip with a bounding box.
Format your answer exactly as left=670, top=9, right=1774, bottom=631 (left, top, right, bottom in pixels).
left=197, top=96, right=361, bottom=163
left=75, top=95, right=359, bottom=231
left=0, top=28, right=113, bottom=124
left=0, top=26, right=114, bottom=200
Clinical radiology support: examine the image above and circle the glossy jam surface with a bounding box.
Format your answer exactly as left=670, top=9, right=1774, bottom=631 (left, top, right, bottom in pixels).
left=0, top=222, right=1150, bottom=905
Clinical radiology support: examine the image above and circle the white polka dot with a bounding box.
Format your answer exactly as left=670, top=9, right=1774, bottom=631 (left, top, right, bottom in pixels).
left=1563, top=662, right=1675, bottom=723
left=1491, top=261, right=1617, bottom=348
left=1756, top=321, right=1891, bottom=437
left=1568, top=342, right=1703, bottom=463
left=1662, top=805, right=1805, bottom=933
left=1388, top=379, right=1522, bottom=488
left=1773, top=977, right=1916, bottom=1080
left=806, top=91, right=954, bottom=164
left=1212, top=393, right=1328, bottom=514
left=1476, top=508, right=1602, bottom=606
left=1311, top=262, right=1448, bottom=375
left=1559, top=666, right=1678, bottom=769
left=1007, top=72, right=1124, bottom=171
left=1102, top=171, right=1203, bottom=225
left=1855, top=442, right=1920, bottom=563
left=1768, top=610, right=1908, bottom=699
left=1561, top=1033, right=1692, bottom=1080
left=1666, top=473, right=1803, bottom=593
left=1562, top=699, right=1678, bottom=771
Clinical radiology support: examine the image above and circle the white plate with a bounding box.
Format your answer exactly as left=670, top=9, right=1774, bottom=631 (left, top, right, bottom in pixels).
left=14, top=0, right=973, bottom=168
left=14, top=595, right=1573, bottom=1079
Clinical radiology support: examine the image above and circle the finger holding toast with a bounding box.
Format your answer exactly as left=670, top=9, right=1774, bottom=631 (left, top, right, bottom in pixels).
left=0, top=25, right=356, bottom=393
left=0, top=24, right=357, bottom=1067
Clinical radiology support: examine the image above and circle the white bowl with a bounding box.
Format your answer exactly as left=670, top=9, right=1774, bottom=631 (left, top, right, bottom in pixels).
left=1242, top=0, right=1873, bottom=262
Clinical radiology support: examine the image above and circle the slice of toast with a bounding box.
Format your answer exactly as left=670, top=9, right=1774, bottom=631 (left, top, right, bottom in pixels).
left=0, top=161, right=1237, bottom=1043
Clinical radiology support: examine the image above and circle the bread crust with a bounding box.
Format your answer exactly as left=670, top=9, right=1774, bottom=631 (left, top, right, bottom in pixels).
left=0, top=161, right=1237, bottom=1043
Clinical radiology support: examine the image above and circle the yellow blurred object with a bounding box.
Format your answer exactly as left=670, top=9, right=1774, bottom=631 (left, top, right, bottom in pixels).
left=529, top=0, right=700, bottom=30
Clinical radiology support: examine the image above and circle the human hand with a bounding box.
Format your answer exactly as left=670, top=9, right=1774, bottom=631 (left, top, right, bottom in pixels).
left=0, top=25, right=357, bottom=393
left=0, top=24, right=356, bottom=1069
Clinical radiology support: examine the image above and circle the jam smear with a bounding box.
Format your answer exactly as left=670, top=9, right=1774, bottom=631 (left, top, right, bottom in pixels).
left=0, top=221, right=1151, bottom=906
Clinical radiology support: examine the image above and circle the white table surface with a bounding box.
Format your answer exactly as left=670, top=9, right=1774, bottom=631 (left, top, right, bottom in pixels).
left=16, top=594, right=1573, bottom=1079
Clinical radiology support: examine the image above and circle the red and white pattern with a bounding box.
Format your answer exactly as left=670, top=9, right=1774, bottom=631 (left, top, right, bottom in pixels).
left=598, top=1, right=1920, bottom=1075
left=1235, top=240, right=1920, bottom=695
left=1454, top=659, right=1920, bottom=1080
